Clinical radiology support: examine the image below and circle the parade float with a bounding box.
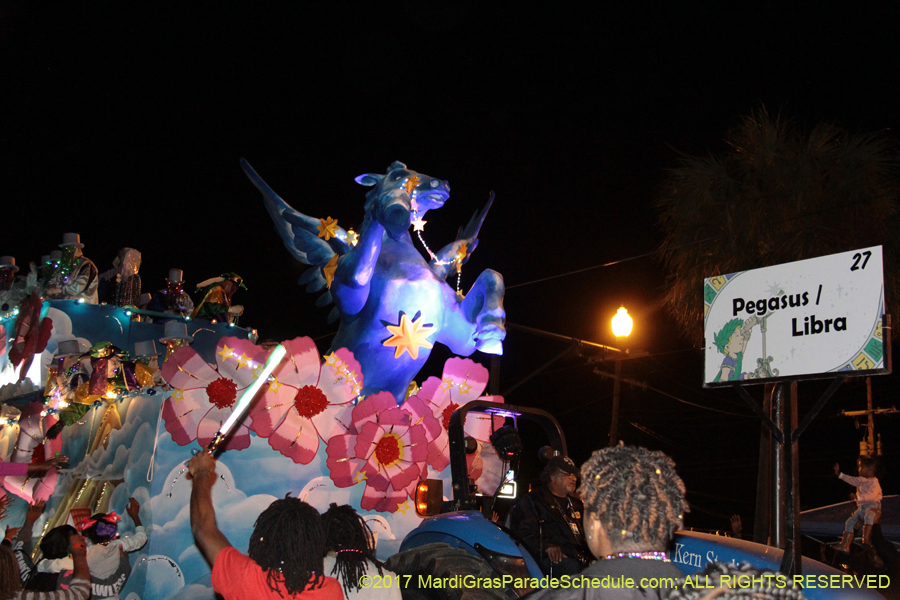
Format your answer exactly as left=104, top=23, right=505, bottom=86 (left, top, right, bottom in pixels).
left=0, top=162, right=887, bottom=600
left=0, top=161, right=509, bottom=600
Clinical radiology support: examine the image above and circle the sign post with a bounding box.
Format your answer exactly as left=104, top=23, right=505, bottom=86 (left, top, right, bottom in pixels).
left=702, top=246, right=890, bottom=576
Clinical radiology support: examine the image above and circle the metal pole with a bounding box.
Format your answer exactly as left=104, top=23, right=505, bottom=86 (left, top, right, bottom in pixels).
left=771, top=383, right=786, bottom=549
left=609, top=359, right=622, bottom=446
left=866, top=377, right=875, bottom=457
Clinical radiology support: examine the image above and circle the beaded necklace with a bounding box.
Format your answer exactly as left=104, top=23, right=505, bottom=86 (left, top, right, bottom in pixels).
left=603, top=551, right=670, bottom=562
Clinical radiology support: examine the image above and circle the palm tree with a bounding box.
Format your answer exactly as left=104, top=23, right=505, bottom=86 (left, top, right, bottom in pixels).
left=656, top=107, right=900, bottom=344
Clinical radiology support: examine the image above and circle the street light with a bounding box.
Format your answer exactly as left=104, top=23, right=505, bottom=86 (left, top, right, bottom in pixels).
left=609, top=307, right=632, bottom=446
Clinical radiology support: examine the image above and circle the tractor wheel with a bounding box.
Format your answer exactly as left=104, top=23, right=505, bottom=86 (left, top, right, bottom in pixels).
left=385, top=542, right=519, bottom=600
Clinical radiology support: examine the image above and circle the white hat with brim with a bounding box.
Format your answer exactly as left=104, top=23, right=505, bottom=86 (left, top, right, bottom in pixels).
left=160, top=321, right=193, bottom=343
left=0, top=256, right=19, bottom=273
left=56, top=339, right=84, bottom=357
left=60, top=233, right=84, bottom=248
left=134, top=339, right=162, bottom=358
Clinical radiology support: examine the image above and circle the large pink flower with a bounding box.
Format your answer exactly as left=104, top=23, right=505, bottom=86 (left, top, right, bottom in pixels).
left=247, top=337, right=362, bottom=464
left=161, top=337, right=270, bottom=452
left=403, top=357, right=504, bottom=472
left=326, top=392, right=428, bottom=513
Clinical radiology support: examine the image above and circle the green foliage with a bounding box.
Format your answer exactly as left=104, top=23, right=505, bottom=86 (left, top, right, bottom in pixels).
left=656, top=107, right=900, bottom=344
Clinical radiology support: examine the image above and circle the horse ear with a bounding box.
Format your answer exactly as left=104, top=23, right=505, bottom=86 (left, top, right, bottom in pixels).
left=354, top=173, right=383, bottom=186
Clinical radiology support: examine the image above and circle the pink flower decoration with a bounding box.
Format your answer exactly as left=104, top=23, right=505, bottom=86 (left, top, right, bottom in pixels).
left=326, top=391, right=428, bottom=513
left=403, top=357, right=504, bottom=472
left=161, top=337, right=270, bottom=452
left=247, top=337, right=362, bottom=464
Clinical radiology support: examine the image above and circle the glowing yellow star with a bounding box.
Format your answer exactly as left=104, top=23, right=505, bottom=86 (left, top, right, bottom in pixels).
left=171, top=389, right=184, bottom=402
left=412, top=217, right=427, bottom=232
left=323, top=255, right=339, bottom=289
left=458, top=380, right=472, bottom=395
left=324, top=352, right=337, bottom=366
left=403, top=174, right=421, bottom=195
left=396, top=500, right=411, bottom=515
left=345, top=229, right=359, bottom=246
left=236, top=353, right=250, bottom=370
left=317, top=217, right=339, bottom=241
left=410, top=199, right=419, bottom=211
left=217, top=344, right=233, bottom=362
left=253, top=364, right=264, bottom=378
left=354, top=470, right=368, bottom=483
left=382, top=313, right=435, bottom=360
left=268, top=377, right=282, bottom=393
left=439, top=377, right=454, bottom=392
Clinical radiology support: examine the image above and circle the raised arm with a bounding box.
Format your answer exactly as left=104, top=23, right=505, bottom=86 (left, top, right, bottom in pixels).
left=188, top=452, right=232, bottom=565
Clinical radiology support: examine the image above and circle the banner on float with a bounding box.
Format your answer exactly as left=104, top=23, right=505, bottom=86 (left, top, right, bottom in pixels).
left=703, top=246, right=887, bottom=387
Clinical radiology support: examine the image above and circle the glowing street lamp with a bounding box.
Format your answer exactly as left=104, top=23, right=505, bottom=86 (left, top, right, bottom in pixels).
left=609, top=307, right=632, bottom=446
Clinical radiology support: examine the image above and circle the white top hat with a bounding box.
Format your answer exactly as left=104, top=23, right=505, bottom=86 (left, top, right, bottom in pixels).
left=56, top=339, right=83, bottom=357
left=134, top=339, right=162, bottom=358
left=49, top=250, right=63, bottom=260
left=60, top=233, right=84, bottom=248
left=0, top=256, right=19, bottom=272
left=167, top=269, right=184, bottom=283
left=160, top=321, right=193, bottom=343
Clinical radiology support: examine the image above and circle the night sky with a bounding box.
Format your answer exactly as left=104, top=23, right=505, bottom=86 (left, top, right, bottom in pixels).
left=3, top=2, right=899, bottom=531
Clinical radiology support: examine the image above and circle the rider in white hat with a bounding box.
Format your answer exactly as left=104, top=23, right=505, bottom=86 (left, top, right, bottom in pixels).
left=45, top=233, right=99, bottom=304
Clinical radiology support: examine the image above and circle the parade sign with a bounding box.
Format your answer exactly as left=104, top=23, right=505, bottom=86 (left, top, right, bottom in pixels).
left=704, top=246, right=887, bottom=386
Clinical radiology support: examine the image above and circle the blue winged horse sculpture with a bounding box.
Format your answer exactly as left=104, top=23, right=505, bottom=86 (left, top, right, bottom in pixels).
left=241, top=159, right=505, bottom=405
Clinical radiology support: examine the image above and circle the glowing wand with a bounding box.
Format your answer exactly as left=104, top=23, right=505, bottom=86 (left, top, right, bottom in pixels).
left=206, top=343, right=287, bottom=454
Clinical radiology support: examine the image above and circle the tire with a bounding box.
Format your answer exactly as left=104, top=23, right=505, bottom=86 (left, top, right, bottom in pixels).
left=385, top=542, right=519, bottom=600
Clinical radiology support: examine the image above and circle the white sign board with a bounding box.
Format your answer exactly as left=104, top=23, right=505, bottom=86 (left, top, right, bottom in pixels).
left=704, top=246, right=886, bottom=386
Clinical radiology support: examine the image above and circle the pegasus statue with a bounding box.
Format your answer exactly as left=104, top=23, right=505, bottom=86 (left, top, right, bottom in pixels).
left=241, top=159, right=505, bottom=404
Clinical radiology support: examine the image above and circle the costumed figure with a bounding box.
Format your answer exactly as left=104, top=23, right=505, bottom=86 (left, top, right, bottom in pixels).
left=98, top=248, right=142, bottom=308
left=192, top=272, right=245, bottom=324
left=45, top=233, right=99, bottom=304
left=8, top=289, right=53, bottom=384
left=833, top=458, right=884, bottom=568
left=39, top=250, right=62, bottom=290
left=0, top=256, right=26, bottom=314
left=49, top=339, right=93, bottom=426
left=144, top=268, right=194, bottom=321
left=529, top=445, right=688, bottom=600
left=159, top=321, right=193, bottom=362
left=509, top=456, right=591, bottom=576
left=243, top=159, right=505, bottom=404
left=132, top=339, right=163, bottom=387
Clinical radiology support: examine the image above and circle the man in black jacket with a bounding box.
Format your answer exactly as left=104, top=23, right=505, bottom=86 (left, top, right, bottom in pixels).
left=509, top=456, right=590, bottom=576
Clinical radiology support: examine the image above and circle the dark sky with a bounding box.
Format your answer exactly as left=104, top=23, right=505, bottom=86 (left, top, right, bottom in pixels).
left=2, top=2, right=899, bottom=530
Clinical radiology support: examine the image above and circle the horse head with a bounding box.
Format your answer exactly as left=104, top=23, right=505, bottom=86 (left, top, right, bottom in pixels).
left=354, top=161, right=450, bottom=240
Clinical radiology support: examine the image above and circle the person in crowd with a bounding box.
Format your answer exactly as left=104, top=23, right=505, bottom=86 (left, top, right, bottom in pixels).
left=192, top=273, right=245, bottom=324
left=186, top=451, right=343, bottom=599
left=45, top=234, right=98, bottom=304
left=0, top=527, right=90, bottom=600
left=509, top=455, right=591, bottom=576
left=3, top=500, right=45, bottom=586
left=532, top=444, right=688, bottom=599
left=834, top=457, right=883, bottom=567
left=37, top=499, right=146, bottom=599
left=664, top=562, right=807, bottom=600
left=0, top=457, right=67, bottom=478
left=0, top=257, right=25, bottom=314
left=321, top=503, right=401, bottom=599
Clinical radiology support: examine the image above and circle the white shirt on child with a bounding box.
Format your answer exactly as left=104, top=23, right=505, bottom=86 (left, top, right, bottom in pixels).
left=839, top=473, right=882, bottom=504
left=38, top=526, right=147, bottom=579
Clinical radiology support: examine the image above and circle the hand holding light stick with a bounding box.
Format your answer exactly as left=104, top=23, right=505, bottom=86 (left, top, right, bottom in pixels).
left=205, top=343, right=287, bottom=454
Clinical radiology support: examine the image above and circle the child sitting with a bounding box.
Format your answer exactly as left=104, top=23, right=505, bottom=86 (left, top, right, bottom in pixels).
left=833, top=458, right=882, bottom=555
left=38, top=498, right=147, bottom=598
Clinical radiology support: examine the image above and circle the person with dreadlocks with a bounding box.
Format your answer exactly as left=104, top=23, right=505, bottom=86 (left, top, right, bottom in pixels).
left=186, top=451, right=343, bottom=599
left=663, top=562, right=807, bottom=600
left=321, top=504, right=400, bottom=600
left=531, top=444, right=688, bottom=599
